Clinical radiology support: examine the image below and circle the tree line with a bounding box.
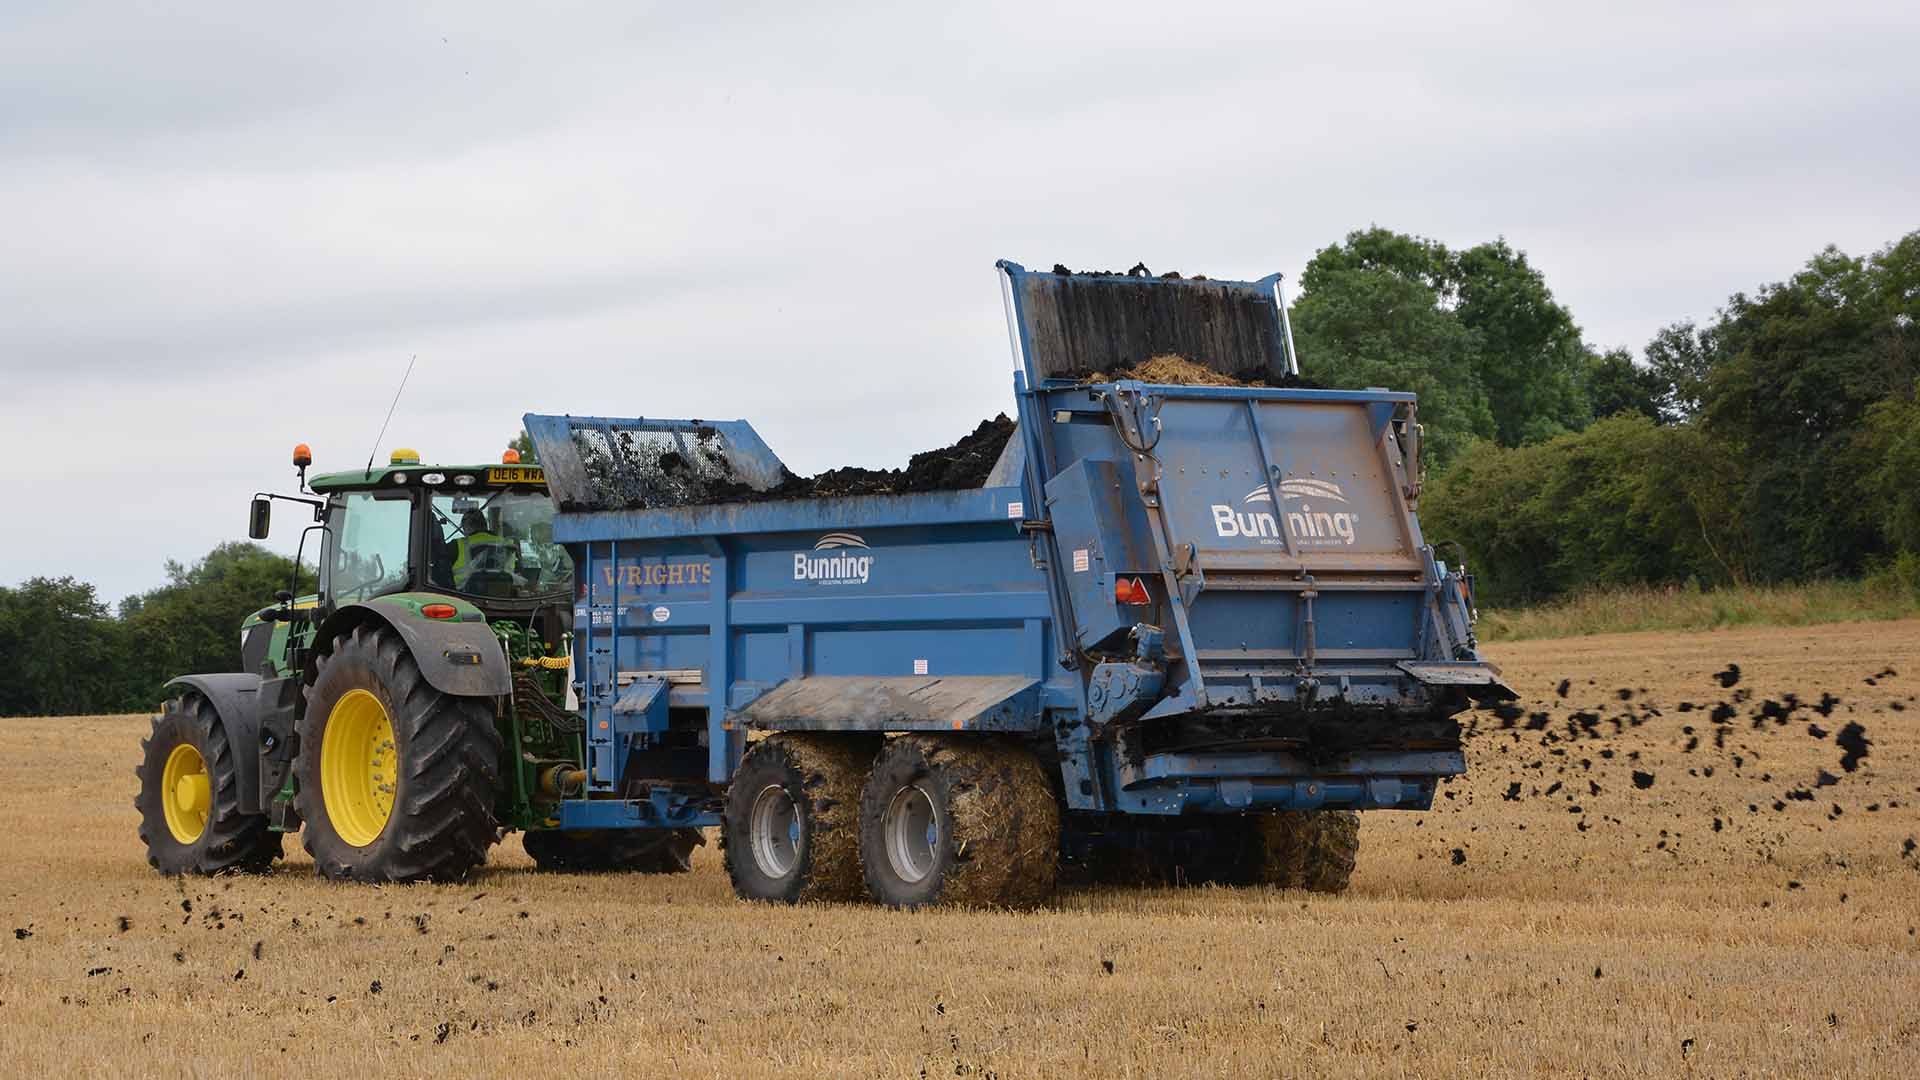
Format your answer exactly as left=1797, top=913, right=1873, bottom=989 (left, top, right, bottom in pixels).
left=0, top=544, right=313, bottom=717
left=1295, top=228, right=1920, bottom=606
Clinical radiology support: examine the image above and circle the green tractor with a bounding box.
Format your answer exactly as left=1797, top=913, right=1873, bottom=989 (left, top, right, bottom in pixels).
left=134, top=444, right=702, bottom=881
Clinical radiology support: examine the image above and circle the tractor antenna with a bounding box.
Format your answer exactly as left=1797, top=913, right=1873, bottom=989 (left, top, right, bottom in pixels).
left=364, top=353, right=417, bottom=478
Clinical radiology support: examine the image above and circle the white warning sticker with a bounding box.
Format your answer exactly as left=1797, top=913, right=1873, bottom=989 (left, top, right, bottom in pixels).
left=913, top=658, right=929, bottom=675
left=1073, top=548, right=1090, bottom=573
left=1007, top=502, right=1024, bottom=518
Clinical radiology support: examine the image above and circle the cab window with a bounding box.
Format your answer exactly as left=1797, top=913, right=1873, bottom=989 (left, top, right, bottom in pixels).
left=327, top=492, right=413, bottom=602
left=426, top=489, right=573, bottom=599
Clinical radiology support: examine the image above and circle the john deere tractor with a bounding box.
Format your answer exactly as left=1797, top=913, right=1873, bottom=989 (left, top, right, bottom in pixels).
left=135, top=444, right=701, bottom=881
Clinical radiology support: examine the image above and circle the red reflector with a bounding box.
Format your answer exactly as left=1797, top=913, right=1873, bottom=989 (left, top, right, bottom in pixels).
left=421, top=603, right=457, bottom=620
left=1115, top=577, right=1151, bottom=605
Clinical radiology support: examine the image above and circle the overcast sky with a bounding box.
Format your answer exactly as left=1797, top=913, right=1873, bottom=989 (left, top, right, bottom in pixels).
left=3, top=1, right=1916, bottom=603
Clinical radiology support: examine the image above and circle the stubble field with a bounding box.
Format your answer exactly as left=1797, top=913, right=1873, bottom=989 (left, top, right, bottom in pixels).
left=2, top=621, right=1917, bottom=1078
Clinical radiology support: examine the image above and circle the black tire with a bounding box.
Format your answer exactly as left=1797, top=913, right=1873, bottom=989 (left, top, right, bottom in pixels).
left=1137, top=824, right=1254, bottom=887
left=136, top=692, right=282, bottom=875
left=294, top=623, right=503, bottom=883
left=1058, top=817, right=1164, bottom=887
left=859, top=735, right=1061, bottom=909
left=1059, top=818, right=1252, bottom=888
left=1297, top=811, right=1360, bottom=893
left=1243, top=810, right=1360, bottom=893
left=522, top=828, right=705, bottom=873
left=721, top=734, right=874, bottom=904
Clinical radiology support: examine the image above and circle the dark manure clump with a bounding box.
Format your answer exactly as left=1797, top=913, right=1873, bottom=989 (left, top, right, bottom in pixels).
left=799, top=415, right=1018, bottom=499
left=574, top=415, right=1018, bottom=510
left=1836, top=722, right=1871, bottom=772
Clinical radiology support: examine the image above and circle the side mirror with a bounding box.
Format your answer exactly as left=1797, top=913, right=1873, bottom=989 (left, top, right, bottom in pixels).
left=249, top=497, right=272, bottom=540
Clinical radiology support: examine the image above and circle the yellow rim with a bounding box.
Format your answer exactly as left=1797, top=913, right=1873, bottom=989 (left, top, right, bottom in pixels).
left=320, top=688, right=398, bottom=848
left=161, top=741, right=211, bottom=844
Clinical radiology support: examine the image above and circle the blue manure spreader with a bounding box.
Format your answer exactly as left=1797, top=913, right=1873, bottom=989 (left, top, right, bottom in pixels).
left=523, top=261, right=1513, bottom=907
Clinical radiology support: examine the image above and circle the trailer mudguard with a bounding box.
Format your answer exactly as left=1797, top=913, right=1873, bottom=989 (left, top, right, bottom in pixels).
left=737, top=674, right=1042, bottom=733
left=315, top=599, right=511, bottom=698
left=164, top=673, right=265, bottom=814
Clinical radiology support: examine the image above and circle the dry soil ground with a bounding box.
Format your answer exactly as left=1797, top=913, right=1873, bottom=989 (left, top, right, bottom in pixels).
left=3, top=621, right=1918, bottom=1078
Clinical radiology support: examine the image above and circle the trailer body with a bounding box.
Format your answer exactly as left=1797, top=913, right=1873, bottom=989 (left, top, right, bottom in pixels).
left=524, top=262, right=1509, bottom=836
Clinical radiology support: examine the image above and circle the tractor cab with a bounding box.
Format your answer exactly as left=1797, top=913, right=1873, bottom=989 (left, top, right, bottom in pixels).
left=141, top=442, right=650, bottom=885
left=240, top=448, right=576, bottom=681
left=303, top=448, right=574, bottom=616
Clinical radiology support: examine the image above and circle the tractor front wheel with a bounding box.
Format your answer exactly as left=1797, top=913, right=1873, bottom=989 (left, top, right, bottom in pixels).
left=135, top=692, right=282, bottom=875
left=294, top=623, right=503, bottom=882
left=522, top=828, right=704, bottom=873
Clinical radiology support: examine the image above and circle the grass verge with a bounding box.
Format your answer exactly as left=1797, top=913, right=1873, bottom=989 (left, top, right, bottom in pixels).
left=1478, top=578, right=1920, bottom=641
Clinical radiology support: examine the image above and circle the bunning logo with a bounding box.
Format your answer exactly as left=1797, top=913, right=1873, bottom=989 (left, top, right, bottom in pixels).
left=794, top=532, right=874, bottom=585
left=1210, top=480, right=1358, bottom=546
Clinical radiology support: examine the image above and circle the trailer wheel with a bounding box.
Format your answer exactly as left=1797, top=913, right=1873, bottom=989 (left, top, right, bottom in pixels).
left=1298, top=811, right=1360, bottom=893
left=859, top=735, right=1061, bottom=909
left=1058, top=818, right=1164, bottom=887
left=522, top=828, right=704, bottom=873
left=722, top=735, right=873, bottom=903
left=294, top=623, right=503, bottom=883
left=1245, top=810, right=1360, bottom=893
left=135, top=692, right=283, bottom=875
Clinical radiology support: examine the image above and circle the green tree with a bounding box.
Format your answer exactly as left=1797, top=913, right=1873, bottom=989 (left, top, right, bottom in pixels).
left=1694, top=233, right=1920, bottom=579
left=0, top=577, right=133, bottom=716
left=1583, top=347, right=1667, bottom=422
left=1642, top=321, right=1716, bottom=421
left=1450, top=239, right=1591, bottom=444
left=509, top=429, right=539, bottom=464
left=1290, top=228, right=1496, bottom=468
left=121, top=543, right=316, bottom=701
left=1290, top=228, right=1598, bottom=465
left=1421, top=416, right=1746, bottom=605
left=1855, top=379, right=1920, bottom=554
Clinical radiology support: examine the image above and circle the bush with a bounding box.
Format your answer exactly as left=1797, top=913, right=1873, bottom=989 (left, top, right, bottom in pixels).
left=1421, top=415, right=1744, bottom=606
left=1477, top=579, right=1920, bottom=641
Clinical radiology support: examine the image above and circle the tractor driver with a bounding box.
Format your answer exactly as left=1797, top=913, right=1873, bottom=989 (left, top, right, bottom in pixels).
left=451, top=509, right=517, bottom=589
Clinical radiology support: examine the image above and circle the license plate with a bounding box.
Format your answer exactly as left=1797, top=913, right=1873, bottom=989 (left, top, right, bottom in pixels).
left=488, top=466, right=546, bottom=484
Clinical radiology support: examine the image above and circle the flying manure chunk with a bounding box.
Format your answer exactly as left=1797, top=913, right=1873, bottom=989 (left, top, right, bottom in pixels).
left=1836, top=723, right=1871, bottom=772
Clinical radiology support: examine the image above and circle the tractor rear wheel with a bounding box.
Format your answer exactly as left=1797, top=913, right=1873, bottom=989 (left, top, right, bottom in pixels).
left=135, top=692, right=282, bottom=875
left=858, top=735, right=1061, bottom=909
left=294, top=623, right=503, bottom=882
left=721, top=734, right=875, bottom=904
left=522, top=828, right=704, bottom=873
left=1242, top=810, right=1360, bottom=893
